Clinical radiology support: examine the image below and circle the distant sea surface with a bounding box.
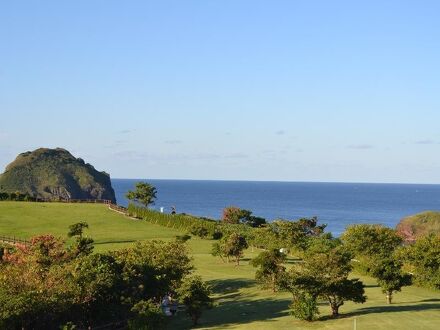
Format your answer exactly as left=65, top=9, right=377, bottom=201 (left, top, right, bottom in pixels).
left=111, top=179, right=440, bottom=236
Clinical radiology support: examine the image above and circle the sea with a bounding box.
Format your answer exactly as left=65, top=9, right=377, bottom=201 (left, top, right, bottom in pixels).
left=111, top=179, right=440, bottom=236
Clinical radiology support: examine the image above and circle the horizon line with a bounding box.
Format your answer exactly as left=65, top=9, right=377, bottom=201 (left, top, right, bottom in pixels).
left=111, top=178, right=440, bottom=186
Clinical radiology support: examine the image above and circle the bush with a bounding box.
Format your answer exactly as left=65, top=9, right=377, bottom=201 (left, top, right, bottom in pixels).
left=289, top=291, right=319, bottom=321
left=190, top=224, right=209, bottom=238
left=212, top=231, right=223, bottom=240
left=176, top=276, right=213, bottom=326
left=128, top=300, right=165, bottom=330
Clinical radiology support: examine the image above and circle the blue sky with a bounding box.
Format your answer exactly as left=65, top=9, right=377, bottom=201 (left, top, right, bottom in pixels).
left=1, top=1, right=440, bottom=183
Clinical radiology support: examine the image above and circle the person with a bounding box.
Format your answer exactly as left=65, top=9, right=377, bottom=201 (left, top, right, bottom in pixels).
left=161, top=294, right=172, bottom=316
left=169, top=295, right=178, bottom=315
left=171, top=206, right=176, bottom=215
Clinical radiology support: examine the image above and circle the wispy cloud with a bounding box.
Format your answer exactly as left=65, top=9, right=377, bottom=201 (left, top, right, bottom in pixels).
left=276, top=130, right=285, bottom=135
left=225, top=153, right=248, bottom=159
left=415, top=139, right=437, bottom=145
left=112, top=151, right=221, bottom=162
left=347, top=144, right=374, bottom=150
left=117, top=129, right=132, bottom=134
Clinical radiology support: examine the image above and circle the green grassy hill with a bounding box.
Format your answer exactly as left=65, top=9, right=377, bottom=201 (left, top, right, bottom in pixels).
left=1, top=202, right=439, bottom=329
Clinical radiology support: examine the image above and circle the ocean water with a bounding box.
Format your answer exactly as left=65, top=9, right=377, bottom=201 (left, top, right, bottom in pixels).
left=111, top=179, right=440, bottom=236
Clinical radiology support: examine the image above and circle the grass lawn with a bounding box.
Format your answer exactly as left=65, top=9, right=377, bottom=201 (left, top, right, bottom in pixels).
left=1, top=201, right=440, bottom=329
left=0, top=201, right=182, bottom=251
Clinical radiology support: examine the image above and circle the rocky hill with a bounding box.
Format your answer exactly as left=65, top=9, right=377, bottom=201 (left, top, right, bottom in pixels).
left=0, top=148, right=116, bottom=203
left=396, top=211, right=440, bottom=243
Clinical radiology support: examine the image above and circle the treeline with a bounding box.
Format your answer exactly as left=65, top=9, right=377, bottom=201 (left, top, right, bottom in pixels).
left=128, top=203, right=440, bottom=321
left=243, top=224, right=439, bottom=320
left=0, top=191, right=37, bottom=201
left=0, top=224, right=213, bottom=329
left=127, top=203, right=325, bottom=252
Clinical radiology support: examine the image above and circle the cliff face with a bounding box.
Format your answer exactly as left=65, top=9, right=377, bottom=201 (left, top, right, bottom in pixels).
left=396, top=211, right=440, bottom=243
left=0, top=148, right=116, bottom=203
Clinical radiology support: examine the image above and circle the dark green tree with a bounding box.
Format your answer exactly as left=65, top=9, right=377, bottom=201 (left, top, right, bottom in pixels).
left=222, top=207, right=266, bottom=227
left=272, top=217, right=326, bottom=251
left=400, top=234, right=440, bottom=289
left=189, top=223, right=209, bottom=238
left=282, top=247, right=366, bottom=318
left=211, top=242, right=227, bottom=263
left=176, top=276, right=213, bottom=326
left=250, top=249, right=286, bottom=292
left=126, top=182, right=157, bottom=208
left=128, top=300, right=165, bottom=330
left=67, top=222, right=94, bottom=257
left=289, top=290, right=319, bottom=321
left=244, top=215, right=267, bottom=228
left=223, top=233, right=249, bottom=265
left=370, top=257, right=412, bottom=304
left=341, top=224, right=402, bottom=259
left=67, top=222, right=89, bottom=239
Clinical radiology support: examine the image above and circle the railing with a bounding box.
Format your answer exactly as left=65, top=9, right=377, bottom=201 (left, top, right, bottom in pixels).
left=0, top=235, right=30, bottom=247
left=108, top=203, right=127, bottom=213
left=35, top=198, right=112, bottom=204
left=0, top=198, right=112, bottom=204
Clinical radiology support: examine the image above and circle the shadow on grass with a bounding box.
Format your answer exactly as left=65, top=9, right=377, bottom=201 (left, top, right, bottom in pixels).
left=207, top=278, right=255, bottom=294
left=319, top=301, right=440, bottom=321
left=173, top=278, right=288, bottom=329
left=170, top=295, right=291, bottom=329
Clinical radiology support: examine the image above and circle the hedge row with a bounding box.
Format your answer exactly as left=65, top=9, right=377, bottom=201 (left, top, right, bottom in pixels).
left=127, top=203, right=218, bottom=235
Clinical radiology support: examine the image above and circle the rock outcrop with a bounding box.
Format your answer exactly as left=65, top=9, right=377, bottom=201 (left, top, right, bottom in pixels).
left=0, top=148, right=116, bottom=203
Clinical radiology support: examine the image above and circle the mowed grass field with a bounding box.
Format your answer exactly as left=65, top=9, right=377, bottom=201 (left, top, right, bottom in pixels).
left=1, top=201, right=440, bottom=329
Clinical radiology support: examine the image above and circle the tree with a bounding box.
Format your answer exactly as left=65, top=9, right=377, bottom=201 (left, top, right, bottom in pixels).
left=272, top=217, right=326, bottom=251
left=222, top=207, right=250, bottom=224
left=113, top=240, right=193, bottom=303
left=68, top=222, right=89, bottom=239
left=0, top=227, right=195, bottom=329
left=189, top=223, right=209, bottom=238
left=341, top=224, right=402, bottom=259
left=289, top=290, right=319, bottom=321
left=223, top=233, right=249, bottom=265
left=400, top=234, right=440, bottom=289
left=176, top=276, right=213, bottom=326
left=370, top=257, right=412, bottom=304
left=243, top=215, right=267, bottom=228
left=68, top=222, right=94, bottom=257
left=222, top=207, right=266, bottom=227
left=126, top=182, right=157, bottom=208
left=282, top=247, right=366, bottom=317
left=211, top=242, right=227, bottom=263
left=128, top=300, right=165, bottom=330
left=250, top=249, right=286, bottom=292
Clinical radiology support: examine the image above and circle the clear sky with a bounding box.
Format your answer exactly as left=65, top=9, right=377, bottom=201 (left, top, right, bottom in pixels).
left=1, top=1, right=439, bottom=183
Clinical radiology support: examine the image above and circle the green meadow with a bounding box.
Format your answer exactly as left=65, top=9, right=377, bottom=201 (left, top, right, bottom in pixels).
left=1, top=201, right=439, bottom=329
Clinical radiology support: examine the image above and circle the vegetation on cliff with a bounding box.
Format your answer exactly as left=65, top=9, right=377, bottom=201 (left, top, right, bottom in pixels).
left=396, top=211, right=440, bottom=243
left=0, top=148, right=116, bottom=202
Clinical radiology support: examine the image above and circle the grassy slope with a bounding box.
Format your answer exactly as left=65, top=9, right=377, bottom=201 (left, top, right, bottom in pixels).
left=1, top=202, right=439, bottom=329
left=0, top=201, right=182, bottom=251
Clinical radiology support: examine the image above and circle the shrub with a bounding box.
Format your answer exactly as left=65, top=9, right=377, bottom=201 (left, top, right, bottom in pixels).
left=128, top=300, right=165, bottom=330
left=289, top=291, right=319, bottom=321
left=190, top=224, right=209, bottom=238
